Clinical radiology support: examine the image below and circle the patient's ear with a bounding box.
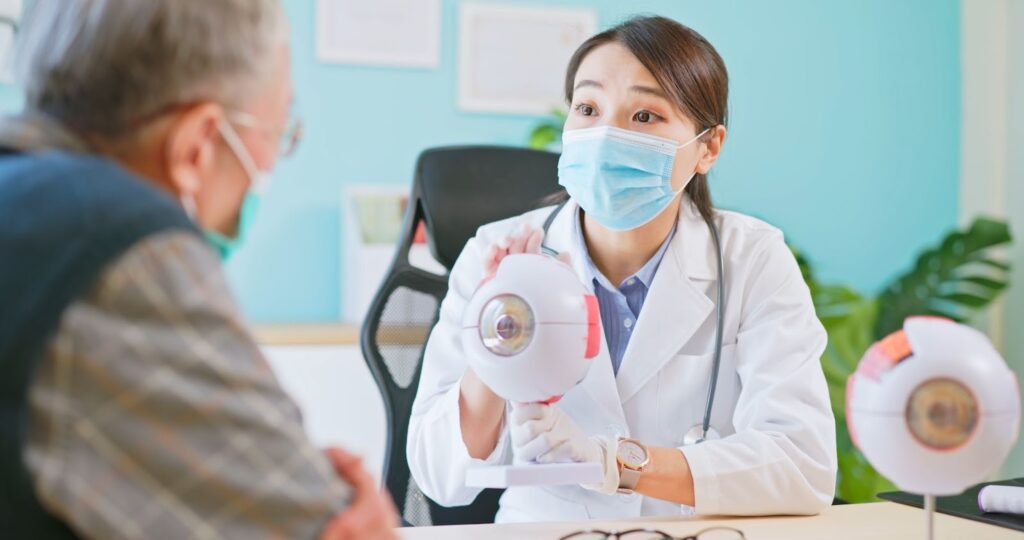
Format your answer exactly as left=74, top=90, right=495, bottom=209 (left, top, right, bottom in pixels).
left=696, top=125, right=727, bottom=175
left=164, top=102, right=224, bottom=199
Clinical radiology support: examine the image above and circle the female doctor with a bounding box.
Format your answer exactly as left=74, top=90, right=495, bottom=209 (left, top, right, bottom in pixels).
left=407, top=16, right=837, bottom=523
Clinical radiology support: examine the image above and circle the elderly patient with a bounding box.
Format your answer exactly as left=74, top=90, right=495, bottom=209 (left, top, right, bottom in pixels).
left=0, top=1, right=396, bottom=538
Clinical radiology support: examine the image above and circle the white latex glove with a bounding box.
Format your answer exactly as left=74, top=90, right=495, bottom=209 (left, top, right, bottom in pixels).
left=510, top=403, right=619, bottom=494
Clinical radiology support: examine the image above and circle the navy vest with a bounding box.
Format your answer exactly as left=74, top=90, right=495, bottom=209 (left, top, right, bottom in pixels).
left=0, top=150, right=200, bottom=537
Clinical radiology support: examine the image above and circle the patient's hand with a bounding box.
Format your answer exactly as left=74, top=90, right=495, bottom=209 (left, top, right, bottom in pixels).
left=320, top=448, right=400, bottom=540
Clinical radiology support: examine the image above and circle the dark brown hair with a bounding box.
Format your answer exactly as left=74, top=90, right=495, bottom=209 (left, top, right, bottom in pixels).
left=554, top=15, right=729, bottom=223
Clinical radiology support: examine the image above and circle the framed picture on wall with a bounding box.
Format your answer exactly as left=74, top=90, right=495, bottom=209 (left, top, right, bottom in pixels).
left=316, top=0, right=441, bottom=68
left=458, top=3, right=597, bottom=114
left=0, top=0, right=22, bottom=83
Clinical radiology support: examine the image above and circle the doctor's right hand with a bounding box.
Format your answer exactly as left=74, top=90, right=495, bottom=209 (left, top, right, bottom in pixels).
left=482, top=223, right=572, bottom=277
left=510, top=403, right=620, bottom=495
left=482, top=223, right=545, bottom=276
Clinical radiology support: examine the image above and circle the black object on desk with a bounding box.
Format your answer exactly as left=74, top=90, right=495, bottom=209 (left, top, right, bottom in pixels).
left=879, top=477, right=1024, bottom=533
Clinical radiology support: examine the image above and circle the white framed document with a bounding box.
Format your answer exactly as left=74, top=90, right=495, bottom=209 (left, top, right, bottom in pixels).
left=458, top=3, right=597, bottom=115
left=316, top=0, right=441, bottom=68
left=340, top=185, right=445, bottom=323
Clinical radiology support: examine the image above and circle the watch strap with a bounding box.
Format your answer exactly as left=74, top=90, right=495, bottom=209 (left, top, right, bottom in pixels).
left=617, top=467, right=641, bottom=493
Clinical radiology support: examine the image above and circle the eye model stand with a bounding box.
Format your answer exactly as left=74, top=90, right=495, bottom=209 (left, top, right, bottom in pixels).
left=923, top=494, right=935, bottom=540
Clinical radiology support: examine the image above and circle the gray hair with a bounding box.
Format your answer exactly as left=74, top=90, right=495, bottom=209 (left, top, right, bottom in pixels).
left=15, top=0, right=287, bottom=137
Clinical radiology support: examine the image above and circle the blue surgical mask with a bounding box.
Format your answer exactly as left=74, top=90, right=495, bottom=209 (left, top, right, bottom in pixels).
left=557, top=125, right=709, bottom=231
left=184, top=120, right=272, bottom=260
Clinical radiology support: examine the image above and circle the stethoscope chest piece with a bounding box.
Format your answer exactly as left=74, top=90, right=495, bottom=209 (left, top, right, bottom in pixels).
left=683, top=424, right=721, bottom=446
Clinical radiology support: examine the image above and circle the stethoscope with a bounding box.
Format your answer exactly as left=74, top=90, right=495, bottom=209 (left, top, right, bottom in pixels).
left=539, top=199, right=726, bottom=446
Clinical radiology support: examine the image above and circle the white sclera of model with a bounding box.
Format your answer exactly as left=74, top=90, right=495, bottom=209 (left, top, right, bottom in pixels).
left=460, top=253, right=604, bottom=488
left=461, top=253, right=601, bottom=403
left=847, top=317, right=1021, bottom=539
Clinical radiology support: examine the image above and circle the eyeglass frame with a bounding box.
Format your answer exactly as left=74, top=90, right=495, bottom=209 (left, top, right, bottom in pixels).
left=228, top=109, right=303, bottom=159
left=126, top=101, right=304, bottom=160
left=559, top=526, right=746, bottom=540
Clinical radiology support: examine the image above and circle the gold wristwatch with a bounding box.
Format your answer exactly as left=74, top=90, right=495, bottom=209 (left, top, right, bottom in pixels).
left=615, top=437, right=650, bottom=494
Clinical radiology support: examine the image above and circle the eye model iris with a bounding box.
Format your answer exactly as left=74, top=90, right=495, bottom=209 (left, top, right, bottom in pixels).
left=905, top=377, right=978, bottom=451
left=479, top=294, right=535, bottom=356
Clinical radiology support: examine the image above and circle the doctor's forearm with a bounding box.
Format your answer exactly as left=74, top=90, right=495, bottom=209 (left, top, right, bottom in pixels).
left=458, top=369, right=506, bottom=459
left=633, top=446, right=696, bottom=506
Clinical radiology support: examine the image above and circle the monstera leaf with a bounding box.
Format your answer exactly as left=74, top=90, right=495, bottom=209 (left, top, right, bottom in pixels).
left=874, top=217, right=1012, bottom=339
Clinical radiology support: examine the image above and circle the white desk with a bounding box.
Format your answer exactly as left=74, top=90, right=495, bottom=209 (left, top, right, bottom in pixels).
left=399, top=502, right=1020, bottom=539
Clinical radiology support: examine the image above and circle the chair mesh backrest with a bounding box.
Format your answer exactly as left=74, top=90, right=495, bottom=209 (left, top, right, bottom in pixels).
left=372, top=280, right=442, bottom=527
left=361, top=146, right=561, bottom=527
left=362, top=263, right=447, bottom=527
left=375, top=286, right=438, bottom=389
left=402, top=475, right=433, bottom=527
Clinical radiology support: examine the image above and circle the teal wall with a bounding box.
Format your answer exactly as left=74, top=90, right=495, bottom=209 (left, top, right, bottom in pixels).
left=3, top=0, right=962, bottom=322
left=0, top=85, right=22, bottom=113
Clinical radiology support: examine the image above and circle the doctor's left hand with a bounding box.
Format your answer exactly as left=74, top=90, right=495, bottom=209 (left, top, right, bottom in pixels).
left=510, top=403, right=619, bottom=495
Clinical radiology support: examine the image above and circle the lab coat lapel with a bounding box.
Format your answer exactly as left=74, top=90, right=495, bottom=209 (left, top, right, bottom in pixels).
left=542, top=202, right=628, bottom=428
left=615, top=204, right=715, bottom=405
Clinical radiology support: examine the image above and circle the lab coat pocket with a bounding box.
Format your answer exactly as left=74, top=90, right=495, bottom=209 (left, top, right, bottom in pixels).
left=656, top=344, right=740, bottom=446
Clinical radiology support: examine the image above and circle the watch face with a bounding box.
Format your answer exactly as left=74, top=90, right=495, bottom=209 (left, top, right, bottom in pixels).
left=617, top=440, right=647, bottom=468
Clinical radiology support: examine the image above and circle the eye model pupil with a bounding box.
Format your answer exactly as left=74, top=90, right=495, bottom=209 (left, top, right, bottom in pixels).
left=495, top=315, right=520, bottom=340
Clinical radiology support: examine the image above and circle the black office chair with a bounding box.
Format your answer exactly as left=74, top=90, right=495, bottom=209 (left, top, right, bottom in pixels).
left=360, top=145, right=563, bottom=527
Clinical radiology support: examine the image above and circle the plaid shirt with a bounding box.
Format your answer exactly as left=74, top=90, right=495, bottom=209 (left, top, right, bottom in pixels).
left=5, top=114, right=351, bottom=539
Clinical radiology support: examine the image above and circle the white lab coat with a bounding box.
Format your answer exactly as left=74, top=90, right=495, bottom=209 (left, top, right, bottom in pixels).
left=407, top=197, right=837, bottom=523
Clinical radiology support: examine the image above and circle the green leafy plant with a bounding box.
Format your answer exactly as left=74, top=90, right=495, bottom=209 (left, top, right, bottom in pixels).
left=527, top=109, right=567, bottom=150
left=798, top=217, right=1013, bottom=502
